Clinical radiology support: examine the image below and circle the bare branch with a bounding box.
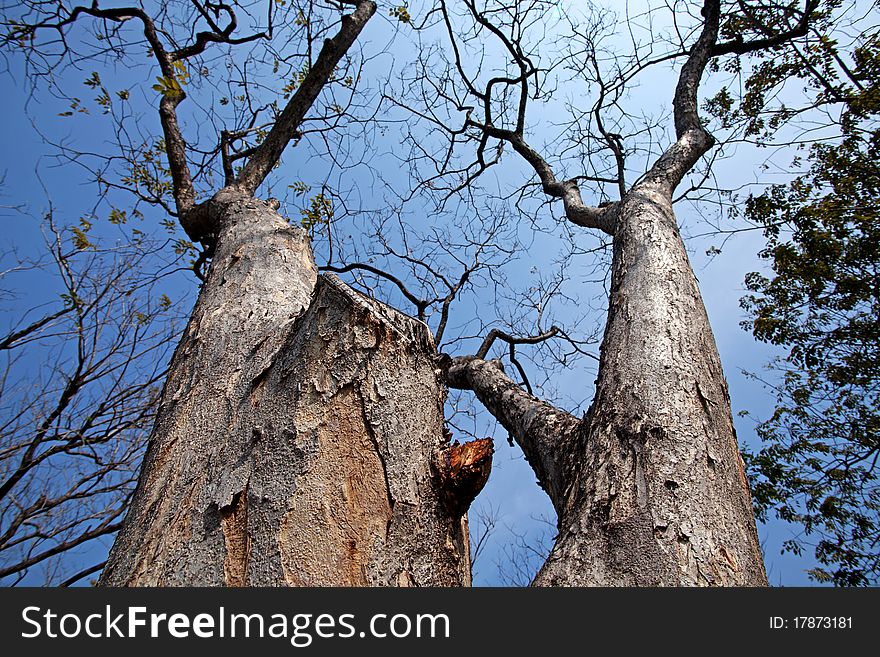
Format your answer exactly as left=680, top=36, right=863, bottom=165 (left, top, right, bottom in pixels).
left=640, top=0, right=721, bottom=194
left=468, top=120, right=617, bottom=234
left=59, top=561, right=106, bottom=587
left=475, top=325, right=560, bottom=360
left=234, top=0, right=376, bottom=194
left=171, top=1, right=270, bottom=61
left=443, top=355, right=580, bottom=510
left=320, top=261, right=429, bottom=318
left=9, top=3, right=197, bottom=219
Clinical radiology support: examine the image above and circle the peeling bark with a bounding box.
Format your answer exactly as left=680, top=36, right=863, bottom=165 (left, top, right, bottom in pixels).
left=100, top=191, right=471, bottom=586
left=446, top=185, right=767, bottom=586
left=536, top=184, right=766, bottom=586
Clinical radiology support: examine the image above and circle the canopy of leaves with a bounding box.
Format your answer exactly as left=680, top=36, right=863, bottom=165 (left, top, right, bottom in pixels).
left=738, top=5, right=880, bottom=585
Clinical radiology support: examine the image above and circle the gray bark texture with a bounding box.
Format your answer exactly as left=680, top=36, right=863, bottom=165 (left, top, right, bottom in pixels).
left=539, top=184, right=766, bottom=585
left=447, top=183, right=767, bottom=586
left=100, top=191, right=474, bottom=586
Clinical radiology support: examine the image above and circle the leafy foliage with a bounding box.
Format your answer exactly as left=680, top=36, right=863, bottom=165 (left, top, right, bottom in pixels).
left=299, top=192, right=333, bottom=231
left=390, top=5, right=411, bottom=24
left=737, top=4, right=880, bottom=585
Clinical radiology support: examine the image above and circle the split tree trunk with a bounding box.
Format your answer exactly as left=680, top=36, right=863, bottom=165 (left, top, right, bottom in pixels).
left=100, top=191, right=478, bottom=586
left=447, top=181, right=768, bottom=586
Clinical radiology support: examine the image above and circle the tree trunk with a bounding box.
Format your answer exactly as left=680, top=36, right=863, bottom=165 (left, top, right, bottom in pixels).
left=447, top=183, right=767, bottom=586
left=100, top=191, right=479, bottom=586
left=536, top=183, right=767, bottom=585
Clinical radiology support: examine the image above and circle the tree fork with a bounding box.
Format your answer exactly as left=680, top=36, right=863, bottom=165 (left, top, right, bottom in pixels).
left=441, top=183, right=768, bottom=586
left=100, top=195, right=477, bottom=586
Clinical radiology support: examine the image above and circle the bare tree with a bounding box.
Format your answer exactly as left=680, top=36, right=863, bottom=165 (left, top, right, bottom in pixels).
left=0, top=213, right=182, bottom=585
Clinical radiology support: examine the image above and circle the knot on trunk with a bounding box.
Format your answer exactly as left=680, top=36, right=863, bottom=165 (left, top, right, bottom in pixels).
left=180, top=201, right=217, bottom=245
left=180, top=186, right=273, bottom=245
left=433, top=438, right=494, bottom=518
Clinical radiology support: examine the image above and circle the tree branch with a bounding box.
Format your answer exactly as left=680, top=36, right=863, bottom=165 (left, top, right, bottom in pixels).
left=469, top=120, right=617, bottom=235
left=475, top=326, right=560, bottom=360
left=0, top=305, right=74, bottom=350
left=711, top=0, right=819, bottom=57
left=170, top=1, right=269, bottom=61
left=14, top=3, right=198, bottom=220
left=640, top=0, right=721, bottom=194
left=234, top=0, right=376, bottom=194
left=320, top=261, right=428, bottom=318
left=59, top=561, right=107, bottom=587
left=0, top=519, right=123, bottom=579
left=442, top=355, right=580, bottom=509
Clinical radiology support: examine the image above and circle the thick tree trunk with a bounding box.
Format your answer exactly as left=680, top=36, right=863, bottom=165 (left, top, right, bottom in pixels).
left=533, top=183, right=767, bottom=586
left=439, top=0, right=767, bottom=586
left=447, top=182, right=767, bottom=586
left=100, top=191, right=477, bottom=586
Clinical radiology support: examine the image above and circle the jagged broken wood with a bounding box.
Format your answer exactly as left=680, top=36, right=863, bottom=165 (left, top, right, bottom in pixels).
left=433, top=438, right=494, bottom=519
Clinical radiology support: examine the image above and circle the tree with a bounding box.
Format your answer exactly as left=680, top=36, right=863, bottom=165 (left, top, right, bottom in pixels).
left=0, top=0, right=835, bottom=586
left=393, top=0, right=792, bottom=585
left=3, top=0, right=493, bottom=586
left=721, top=1, right=880, bottom=585
left=0, top=212, right=182, bottom=585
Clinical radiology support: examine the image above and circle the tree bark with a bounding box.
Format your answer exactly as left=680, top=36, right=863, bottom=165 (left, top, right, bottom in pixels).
left=538, top=183, right=766, bottom=585
left=100, top=190, right=478, bottom=586
left=447, top=182, right=767, bottom=586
